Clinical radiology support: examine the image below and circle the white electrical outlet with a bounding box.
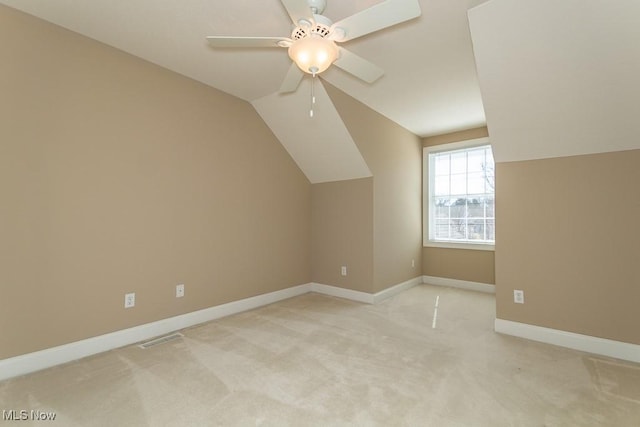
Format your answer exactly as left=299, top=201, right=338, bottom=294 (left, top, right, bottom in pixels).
left=124, top=292, right=136, bottom=308
left=514, top=290, right=524, bottom=304
left=176, top=283, right=185, bottom=298
left=341, top=266, right=347, bottom=276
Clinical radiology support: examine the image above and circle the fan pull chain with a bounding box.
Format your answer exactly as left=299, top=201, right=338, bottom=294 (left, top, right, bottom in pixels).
left=310, top=71, right=317, bottom=118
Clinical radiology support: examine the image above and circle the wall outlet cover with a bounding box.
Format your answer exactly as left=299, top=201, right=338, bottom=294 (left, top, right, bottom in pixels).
left=124, top=292, right=136, bottom=308
left=514, top=290, right=524, bottom=304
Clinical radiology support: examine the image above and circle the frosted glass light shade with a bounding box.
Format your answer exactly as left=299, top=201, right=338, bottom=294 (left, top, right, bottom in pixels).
left=288, top=35, right=338, bottom=74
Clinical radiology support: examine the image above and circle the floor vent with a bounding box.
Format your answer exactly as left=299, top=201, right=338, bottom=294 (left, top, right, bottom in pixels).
left=138, top=332, right=184, bottom=349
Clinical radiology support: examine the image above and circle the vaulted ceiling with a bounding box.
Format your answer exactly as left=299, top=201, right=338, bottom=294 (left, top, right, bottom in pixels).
left=1, top=0, right=493, bottom=182
left=0, top=0, right=489, bottom=138
left=4, top=0, right=637, bottom=181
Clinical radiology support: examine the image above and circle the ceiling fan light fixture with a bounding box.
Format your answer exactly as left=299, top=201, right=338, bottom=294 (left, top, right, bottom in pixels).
left=288, top=35, right=338, bottom=75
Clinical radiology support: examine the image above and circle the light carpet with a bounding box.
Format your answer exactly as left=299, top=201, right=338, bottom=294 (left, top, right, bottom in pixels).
left=1, top=285, right=639, bottom=426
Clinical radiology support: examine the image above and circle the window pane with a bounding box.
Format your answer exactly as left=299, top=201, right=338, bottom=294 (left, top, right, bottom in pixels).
left=435, top=198, right=450, bottom=218
left=486, top=219, right=495, bottom=241
left=450, top=174, right=466, bottom=195
left=467, top=148, right=485, bottom=173
left=434, top=175, right=449, bottom=196
left=483, top=167, right=495, bottom=192
left=484, top=148, right=495, bottom=191
left=450, top=221, right=466, bottom=240
left=467, top=172, right=485, bottom=195
left=467, top=219, right=485, bottom=241
left=435, top=221, right=450, bottom=239
left=450, top=199, right=466, bottom=218
left=486, top=197, right=495, bottom=218
left=467, top=198, right=484, bottom=217
left=434, top=154, right=450, bottom=176
left=450, top=152, right=466, bottom=174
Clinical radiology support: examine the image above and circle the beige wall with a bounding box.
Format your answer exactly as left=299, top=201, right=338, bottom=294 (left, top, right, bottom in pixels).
left=324, top=84, right=423, bottom=293
left=311, top=178, right=374, bottom=292
left=422, top=248, right=495, bottom=284
left=0, top=6, right=311, bottom=359
left=496, top=149, right=640, bottom=345
left=422, top=127, right=495, bottom=284
left=423, top=127, right=489, bottom=147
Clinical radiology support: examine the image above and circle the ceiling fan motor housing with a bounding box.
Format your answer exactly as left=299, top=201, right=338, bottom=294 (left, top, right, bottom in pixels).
left=291, top=14, right=333, bottom=41
left=291, top=22, right=331, bottom=40
left=207, top=0, right=422, bottom=90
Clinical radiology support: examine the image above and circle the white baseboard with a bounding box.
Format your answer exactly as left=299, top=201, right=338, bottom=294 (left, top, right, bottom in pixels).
left=310, top=276, right=423, bottom=305
left=373, top=276, right=423, bottom=304
left=1, top=277, right=426, bottom=382
left=0, top=284, right=311, bottom=382
left=310, top=283, right=374, bottom=304
left=423, top=275, right=495, bottom=294
left=495, top=318, right=640, bottom=364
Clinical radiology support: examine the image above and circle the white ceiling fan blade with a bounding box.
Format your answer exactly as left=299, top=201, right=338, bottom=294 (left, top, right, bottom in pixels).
left=280, top=0, right=312, bottom=26
left=206, top=36, right=291, bottom=48
left=330, top=0, right=421, bottom=42
left=279, top=63, right=305, bottom=93
left=333, top=47, right=384, bottom=83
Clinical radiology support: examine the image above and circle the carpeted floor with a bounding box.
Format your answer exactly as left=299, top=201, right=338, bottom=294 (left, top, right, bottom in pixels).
left=1, top=285, right=639, bottom=426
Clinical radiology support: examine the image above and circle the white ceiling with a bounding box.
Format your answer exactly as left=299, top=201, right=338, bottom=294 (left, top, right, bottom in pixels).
left=0, top=0, right=489, bottom=138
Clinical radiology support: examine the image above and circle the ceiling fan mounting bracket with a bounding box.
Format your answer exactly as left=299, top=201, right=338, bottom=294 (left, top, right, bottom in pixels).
left=307, top=0, right=327, bottom=15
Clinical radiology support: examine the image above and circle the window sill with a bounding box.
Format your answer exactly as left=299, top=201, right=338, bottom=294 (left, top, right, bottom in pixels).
left=424, top=241, right=495, bottom=251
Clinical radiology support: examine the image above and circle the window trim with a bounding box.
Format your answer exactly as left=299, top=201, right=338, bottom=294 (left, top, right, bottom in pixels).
left=423, top=137, right=495, bottom=251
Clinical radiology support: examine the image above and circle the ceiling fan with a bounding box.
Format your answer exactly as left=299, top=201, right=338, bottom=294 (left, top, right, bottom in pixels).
left=206, top=0, right=421, bottom=93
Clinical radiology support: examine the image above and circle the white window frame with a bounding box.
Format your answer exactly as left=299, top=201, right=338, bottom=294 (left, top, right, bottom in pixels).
left=423, top=137, right=495, bottom=251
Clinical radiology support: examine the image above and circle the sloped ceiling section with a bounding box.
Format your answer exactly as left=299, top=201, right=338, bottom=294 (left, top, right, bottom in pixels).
left=0, top=0, right=295, bottom=102
left=1, top=0, right=490, bottom=181
left=468, top=0, right=640, bottom=163
left=252, top=79, right=372, bottom=184
left=0, top=0, right=490, bottom=137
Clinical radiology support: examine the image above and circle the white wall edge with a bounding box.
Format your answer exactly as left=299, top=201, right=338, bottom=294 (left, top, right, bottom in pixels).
left=423, top=275, right=495, bottom=294
left=495, top=318, right=640, bottom=364
left=424, top=242, right=495, bottom=251
left=0, top=283, right=311, bottom=382
left=310, top=283, right=374, bottom=304
left=373, top=276, right=423, bottom=304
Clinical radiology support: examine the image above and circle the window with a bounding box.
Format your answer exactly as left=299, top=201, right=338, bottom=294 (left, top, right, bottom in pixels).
left=423, top=138, right=495, bottom=250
